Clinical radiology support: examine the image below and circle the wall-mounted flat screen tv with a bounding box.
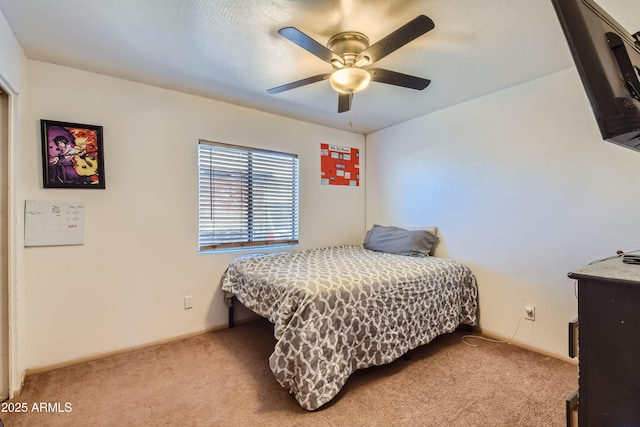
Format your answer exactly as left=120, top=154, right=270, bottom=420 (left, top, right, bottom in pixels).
left=551, top=0, right=640, bottom=152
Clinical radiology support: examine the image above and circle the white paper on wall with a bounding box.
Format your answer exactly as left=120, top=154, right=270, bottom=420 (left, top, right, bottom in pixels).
left=24, top=200, right=85, bottom=246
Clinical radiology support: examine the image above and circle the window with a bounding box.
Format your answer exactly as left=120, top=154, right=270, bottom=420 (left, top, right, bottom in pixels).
left=198, top=140, right=299, bottom=251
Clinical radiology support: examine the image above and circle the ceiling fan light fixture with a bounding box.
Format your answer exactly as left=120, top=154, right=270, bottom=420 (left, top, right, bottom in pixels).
left=330, top=67, right=371, bottom=94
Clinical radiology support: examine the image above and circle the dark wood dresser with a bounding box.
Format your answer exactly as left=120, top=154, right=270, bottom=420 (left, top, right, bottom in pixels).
left=568, top=257, right=640, bottom=426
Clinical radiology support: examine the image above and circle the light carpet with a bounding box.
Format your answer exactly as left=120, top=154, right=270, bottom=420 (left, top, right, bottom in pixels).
left=1, top=318, right=577, bottom=426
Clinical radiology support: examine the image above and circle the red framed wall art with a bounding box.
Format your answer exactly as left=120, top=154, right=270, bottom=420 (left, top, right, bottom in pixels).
left=320, top=143, right=359, bottom=186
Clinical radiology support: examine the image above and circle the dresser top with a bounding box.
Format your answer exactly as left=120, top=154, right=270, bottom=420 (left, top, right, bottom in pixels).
left=569, top=256, right=640, bottom=283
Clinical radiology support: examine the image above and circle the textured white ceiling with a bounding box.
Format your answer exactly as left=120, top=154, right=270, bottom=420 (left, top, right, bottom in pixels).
left=0, top=0, right=589, bottom=134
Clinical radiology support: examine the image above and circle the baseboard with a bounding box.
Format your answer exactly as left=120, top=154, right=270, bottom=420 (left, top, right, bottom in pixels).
left=476, top=327, right=578, bottom=365
left=24, top=317, right=258, bottom=376
left=9, top=372, right=25, bottom=400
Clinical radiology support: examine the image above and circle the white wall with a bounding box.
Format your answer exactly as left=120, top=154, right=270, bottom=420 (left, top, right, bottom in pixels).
left=366, top=68, right=640, bottom=357
left=0, top=7, right=28, bottom=395
left=22, top=61, right=365, bottom=369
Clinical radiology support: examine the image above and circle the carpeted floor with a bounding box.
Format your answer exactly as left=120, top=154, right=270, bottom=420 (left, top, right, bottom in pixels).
left=1, top=318, right=577, bottom=426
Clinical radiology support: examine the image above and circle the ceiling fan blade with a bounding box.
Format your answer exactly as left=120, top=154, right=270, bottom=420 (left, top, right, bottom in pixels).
left=358, top=15, right=435, bottom=64
left=278, top=27, right=344, bottom=66
left=338, top=93, right=352, bottom=113
left=267, top=73, right=331, bottom=94
left=368, top=68, right=431, bottom=90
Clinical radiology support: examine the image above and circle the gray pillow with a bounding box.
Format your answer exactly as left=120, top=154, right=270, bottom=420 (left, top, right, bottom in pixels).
left=363, top=225, right=439, bottom=256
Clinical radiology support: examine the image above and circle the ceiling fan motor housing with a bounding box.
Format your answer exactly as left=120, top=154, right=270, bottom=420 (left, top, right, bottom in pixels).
left=327, top=32, right=370, bottom=67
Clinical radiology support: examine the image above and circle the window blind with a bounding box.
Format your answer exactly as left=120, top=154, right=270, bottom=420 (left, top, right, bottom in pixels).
left=198, top=140, right=299, bottom=251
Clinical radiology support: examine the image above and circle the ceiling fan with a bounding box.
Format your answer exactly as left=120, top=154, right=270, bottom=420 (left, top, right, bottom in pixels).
left=267, top=15, right=435, bottom=113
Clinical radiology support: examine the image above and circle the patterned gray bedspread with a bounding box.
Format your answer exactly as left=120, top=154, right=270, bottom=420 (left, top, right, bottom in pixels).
left=221, top=245, right=478, bottom=410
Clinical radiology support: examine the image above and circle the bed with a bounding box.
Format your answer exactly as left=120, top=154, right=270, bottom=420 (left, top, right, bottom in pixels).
left=221, top=234, right=478, bottom=411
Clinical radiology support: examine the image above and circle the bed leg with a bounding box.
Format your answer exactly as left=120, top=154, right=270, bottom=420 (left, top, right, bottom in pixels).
left=224, top=293, right=235, bottom=328
left=228, top=298, right=235, bottom=328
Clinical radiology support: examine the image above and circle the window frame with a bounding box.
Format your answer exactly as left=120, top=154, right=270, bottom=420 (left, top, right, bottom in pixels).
left=198, top=140, right=299, bottom=252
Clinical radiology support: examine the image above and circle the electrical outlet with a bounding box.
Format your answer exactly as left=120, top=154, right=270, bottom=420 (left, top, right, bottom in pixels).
left=184, top=295, right=193, bottom=309
left=524, top=306, right=535, bottom=321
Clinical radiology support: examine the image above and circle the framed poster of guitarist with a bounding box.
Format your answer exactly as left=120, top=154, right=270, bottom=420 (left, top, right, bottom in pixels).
left=40, top=119, right=105, bottom=189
